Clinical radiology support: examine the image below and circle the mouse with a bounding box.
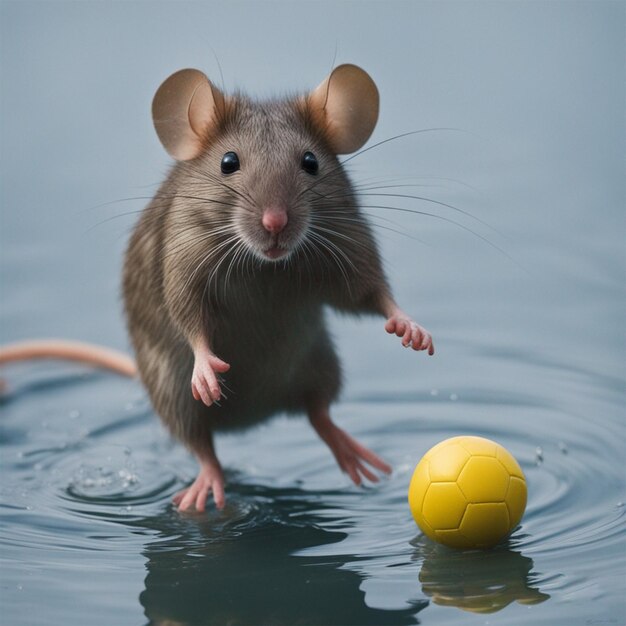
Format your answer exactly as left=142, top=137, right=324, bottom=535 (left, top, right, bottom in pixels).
left=0, top=64, right=434, bottom=513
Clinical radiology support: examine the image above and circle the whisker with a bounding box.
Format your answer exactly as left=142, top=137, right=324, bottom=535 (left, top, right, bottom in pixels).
left=310, top=214, right=426, bottom=244
left=350, top=179, right=479, bottom=193
left=306, top=231, right=354, bottom=295
left=224, top=238, right=247, bottom=289
left=206, top=236, right=244, bottom=300
left=360, top=204, right=525, bottom=270
left=178, top=233, right=240, bottom=300
left=341, top=128, right=468, bottom=168
left=304, top=232, right=337, bottom=281
left=300, top=128, right=467, bottom=199
left=160, top=227, right=234, bottom=263
left=182, top=161, right=259, bottom=210
left=312, top=189, right=505, bottom=241
left=309, top=223, right=374, bottom=254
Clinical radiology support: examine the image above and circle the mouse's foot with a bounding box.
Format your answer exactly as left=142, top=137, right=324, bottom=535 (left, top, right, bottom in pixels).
left=173, top=457, right=225, bottom=512
left=385, top=313, right=434, bottom=355
left=308, top=408, right=392, bottom=485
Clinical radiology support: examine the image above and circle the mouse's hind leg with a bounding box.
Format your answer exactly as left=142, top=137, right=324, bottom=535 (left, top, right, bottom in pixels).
left=168, top=398, right=226, bottom=513
left=301, top=336, right=392, bottom=484
left=172, top=433, right=225, bottom=512
left=300, top=340, right=390, bottom=483
left=308, top=404, right=392, bottom=485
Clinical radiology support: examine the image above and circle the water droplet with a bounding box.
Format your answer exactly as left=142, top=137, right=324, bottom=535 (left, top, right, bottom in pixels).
left=69, top=410, right=80, bottom=419
left=430, top=389, right=439, bottom=396
left=558, top=441, right=568, bottom=454
left=117, top=467, right=139, bottom=488
left=449, top=393, right=458, bottom=401
left=617, top=501, right=624, bottom=508
left=535, top=446, right=544, bottom=465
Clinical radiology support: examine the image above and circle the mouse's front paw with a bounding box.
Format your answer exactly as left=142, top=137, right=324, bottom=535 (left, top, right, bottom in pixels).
left=191, top=353, right=230, bottom=406
left=385, top=315, right=435, bottom=355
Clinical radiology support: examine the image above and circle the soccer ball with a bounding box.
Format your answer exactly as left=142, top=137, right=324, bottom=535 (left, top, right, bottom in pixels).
left=408, top=436, right=527, bottom=549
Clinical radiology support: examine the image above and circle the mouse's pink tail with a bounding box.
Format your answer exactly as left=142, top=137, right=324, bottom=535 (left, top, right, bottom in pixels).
left=0, top=340, right=137, bottom=377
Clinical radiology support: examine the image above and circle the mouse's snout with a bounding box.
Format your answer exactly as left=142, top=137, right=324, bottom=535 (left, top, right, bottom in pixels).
left=262, top=207, right=288, bottom=234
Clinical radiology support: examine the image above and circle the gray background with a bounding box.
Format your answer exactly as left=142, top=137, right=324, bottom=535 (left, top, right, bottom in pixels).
left=1, top=2, right=624, bottom=625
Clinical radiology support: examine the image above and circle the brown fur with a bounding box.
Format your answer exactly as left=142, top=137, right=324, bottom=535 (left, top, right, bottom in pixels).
left=123, top=94, right=392, bottom=452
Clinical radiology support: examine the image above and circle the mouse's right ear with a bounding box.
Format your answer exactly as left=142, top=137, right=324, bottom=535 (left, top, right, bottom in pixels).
left=152, top=69, right=225, bottom=161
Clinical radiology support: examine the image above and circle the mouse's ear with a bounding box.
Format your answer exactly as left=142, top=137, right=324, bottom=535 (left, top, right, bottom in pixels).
left=308, top=64, right=379, bottom=154
left=152, top=69, right=225, bottom=161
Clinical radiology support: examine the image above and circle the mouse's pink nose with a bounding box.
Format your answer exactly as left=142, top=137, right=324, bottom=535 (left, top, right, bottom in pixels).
left=262, top=208, right=288, bottom=234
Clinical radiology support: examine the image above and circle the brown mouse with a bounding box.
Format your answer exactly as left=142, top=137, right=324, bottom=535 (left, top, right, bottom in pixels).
left=0, top=64, right=434, bottom=513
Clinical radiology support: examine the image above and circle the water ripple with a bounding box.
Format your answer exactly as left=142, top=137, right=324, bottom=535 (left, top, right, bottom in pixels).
left=1, top=346, right=624, bottom=625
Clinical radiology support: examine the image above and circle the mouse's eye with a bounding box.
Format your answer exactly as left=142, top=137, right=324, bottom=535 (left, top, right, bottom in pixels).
left=221, top=152, right=240, bottom=175
left=301, top=151, right=319, bottom=175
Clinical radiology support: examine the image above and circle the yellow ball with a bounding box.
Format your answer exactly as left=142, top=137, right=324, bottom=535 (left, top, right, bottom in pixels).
left=408, top=436, right=527, bottom=549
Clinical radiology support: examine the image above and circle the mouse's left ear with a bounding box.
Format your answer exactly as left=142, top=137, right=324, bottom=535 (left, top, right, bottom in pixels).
left=152, top=68, right=225, bottom=161
left=308, top=64, right=379, bottom=154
